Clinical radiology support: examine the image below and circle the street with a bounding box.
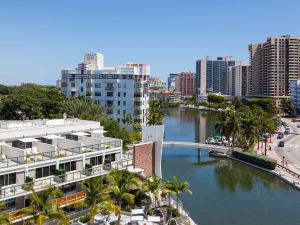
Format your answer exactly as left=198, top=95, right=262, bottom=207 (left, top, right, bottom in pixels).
left=274, top=118, right=300, bottom=172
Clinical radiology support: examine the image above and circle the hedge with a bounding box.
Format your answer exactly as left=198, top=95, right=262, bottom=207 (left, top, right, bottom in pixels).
left=232, top=149, right=277, bottom=170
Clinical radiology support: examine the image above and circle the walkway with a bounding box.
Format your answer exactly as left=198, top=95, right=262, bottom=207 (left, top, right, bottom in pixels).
left=163, top=141, right=229, bottom=153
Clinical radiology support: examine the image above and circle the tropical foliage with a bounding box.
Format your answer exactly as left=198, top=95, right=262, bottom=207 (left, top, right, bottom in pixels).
left=147, top=100, right=165, bottom=125
left=280, top=99, right=295, bottom=116
left=215, top=106, right=278, bottom=151
left=15, top=185, right=69, bottom=225
left=0, top=201, right=12, bottom=225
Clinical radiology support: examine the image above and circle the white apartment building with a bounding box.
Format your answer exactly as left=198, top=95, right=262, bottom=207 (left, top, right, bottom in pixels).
left=290, top=80, right=300, bottom=112
left=60, top=53, right=150, bottom=126
left=0, top=118, right=133, bottom=223
left=228, top=65, right=249, bottom=97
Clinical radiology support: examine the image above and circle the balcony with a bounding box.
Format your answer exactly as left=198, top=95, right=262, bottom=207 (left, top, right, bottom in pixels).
left=0, top=140, right=122, bottom=170
left=0, top=157, right=133, bottom=201
left=105, top=86, right=115, bottom=91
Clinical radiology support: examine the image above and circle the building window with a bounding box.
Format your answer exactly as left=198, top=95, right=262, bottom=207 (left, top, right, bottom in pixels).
left=123, top=101, right=126, bottom=106
left=118, top=92, right=121, bottom=97
left=118, top=101, right=120, bottom=106
left=118, top=83, right=121, bottom=88
left=105, top=153, right=116, bottom=162
left=59, top=161, right=76, bottom=173
left=123, top=83, right=127, bottom=88
left=86, top=92, right=91, bottom=97
left=95, top=92, right=101, bottom=97
left=90, top=156, right=103, bottom=166
left=36, top=165, right=56, bottom=179
left=95, top=83, right=101, bottom=88
left=117, top=109, right=120, bottom=114
left=71, top=83, right=75, bottom=87
left=107, top=92, right=113, bottom=97
left=0, top=173, right=16, bottom=186
left=81, top=87, right=83, bottom=92
left=123, top=110, right=126, bottom=115
left=123, top=92, right=126, bottom=97
left=86, top=83, right=92, bottom=88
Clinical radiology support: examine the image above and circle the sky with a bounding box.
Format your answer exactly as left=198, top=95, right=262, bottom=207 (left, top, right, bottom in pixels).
left=0, top=0, right=300, bottom=85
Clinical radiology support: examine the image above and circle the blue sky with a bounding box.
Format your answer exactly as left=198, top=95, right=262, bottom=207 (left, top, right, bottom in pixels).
left=0, top=0, right=300, bottom=85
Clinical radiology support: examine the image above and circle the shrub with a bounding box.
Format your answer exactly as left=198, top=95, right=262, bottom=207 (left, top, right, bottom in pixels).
left=232, top=149, right=277, bottom=170
left=79, top=215, right=90, bottom=223
left=25, top=176, right=33, bottom=183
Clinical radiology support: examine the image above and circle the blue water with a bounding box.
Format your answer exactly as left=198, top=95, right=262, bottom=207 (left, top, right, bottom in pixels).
left=162, top=108, right=300, bottom=225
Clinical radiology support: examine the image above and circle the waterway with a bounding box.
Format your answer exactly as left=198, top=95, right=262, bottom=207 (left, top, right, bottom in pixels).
left=162, top=108, right=300, bottom=225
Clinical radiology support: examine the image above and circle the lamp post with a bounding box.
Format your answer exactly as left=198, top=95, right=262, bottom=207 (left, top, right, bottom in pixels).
left=262, top=133, right=268, bottom=156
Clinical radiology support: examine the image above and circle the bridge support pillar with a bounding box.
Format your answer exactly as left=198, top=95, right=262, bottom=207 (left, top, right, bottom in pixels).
left=197, top=149, right=201, bottom=158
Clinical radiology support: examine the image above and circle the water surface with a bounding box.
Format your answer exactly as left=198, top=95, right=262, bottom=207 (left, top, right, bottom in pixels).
left=162, top=108, right=300, bottom=225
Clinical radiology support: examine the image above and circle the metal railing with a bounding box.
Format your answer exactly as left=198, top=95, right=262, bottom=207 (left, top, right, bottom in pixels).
left=276, top=164, right=300, bottom=179
left=0, top=158, right=133, bottom=199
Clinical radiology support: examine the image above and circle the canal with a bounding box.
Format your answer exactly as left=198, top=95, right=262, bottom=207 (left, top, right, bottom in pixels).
left=162, top=108, right=300, bottom=225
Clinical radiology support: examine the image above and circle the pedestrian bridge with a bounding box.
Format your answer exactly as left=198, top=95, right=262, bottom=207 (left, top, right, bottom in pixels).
left=163, top=141, right=229, bottom=154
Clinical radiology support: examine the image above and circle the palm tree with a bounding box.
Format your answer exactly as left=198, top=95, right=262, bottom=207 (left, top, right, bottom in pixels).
left=240, top=109, right=260, bottom=150
left=0, top=201, right=12, bottom=225
left=104, top=170, right=141, bottom=225
left=144, top=175, right=163, bottom=207
left=77, top=177, right=120, bottom=223
left=165, top=176, right=192, bottom=213
left=215, top=112, right=231, bottom=146
left=15, top=185, right=69, bottom=225
left=225, top=110, right=241, bottom=149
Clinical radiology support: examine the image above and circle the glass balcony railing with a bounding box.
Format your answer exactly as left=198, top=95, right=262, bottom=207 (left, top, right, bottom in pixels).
left=0, top=158, right=133, bottom=200
left=0, top=140, right=122, bottom=169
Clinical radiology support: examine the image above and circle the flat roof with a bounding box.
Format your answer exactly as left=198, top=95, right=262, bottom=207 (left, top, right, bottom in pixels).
left=18, top=138, right=40, bottom=143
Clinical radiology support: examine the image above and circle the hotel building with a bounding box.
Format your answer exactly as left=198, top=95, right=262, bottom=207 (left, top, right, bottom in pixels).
left=228, top=65, right=249, bottom=97
left=60, top=53, right=150, bottom=126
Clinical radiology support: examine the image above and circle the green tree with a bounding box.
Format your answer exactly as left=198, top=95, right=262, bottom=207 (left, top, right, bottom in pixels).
left=78, top=177, right=120, bottom=223
left=232, top=97, right=243, bottom=110
left=15, top=185, right=69, bottom=225
left=144, top=175, right=164, bottom=207
left=104, top=170, right=141, bottom=225
left=165, top=176, right=192, bottom=213
left=207, top=94, right=225, bottom=103
left=0, top=201, right=12, bottom=224
left=147, top=100, right=164, bottom=125
left=280, top=99, right=295, bottom=117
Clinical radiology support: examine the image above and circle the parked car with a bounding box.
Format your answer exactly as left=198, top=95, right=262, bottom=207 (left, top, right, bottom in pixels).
left=284, top=130, right=290, bottom=135
left=206, top=137, right=215, bottom=144
left=292, top=118, right=297, bottom=122
left=297, top=124, right=300, bottom=128
left=277, top=132, right=284, bottom=139
left=278, top=141, right=285, bottom=147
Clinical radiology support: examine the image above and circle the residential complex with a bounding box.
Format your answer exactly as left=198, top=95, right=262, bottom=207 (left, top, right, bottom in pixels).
left=59, top=53, right=150, bottom=126
left=0, top=118, right=132, bottom=223
left=195, top=56, right=241, bottom=95
left=149, top=90, right=181, bottom=102
left=147, top=77, right=166, bottom=91
left=248, top=35, right=300, bottom=101
left=228, top=65, right=249, bottom=96
left=167, top=73, right=179, bottom=91
left=175, top=71, right=195, bottom=97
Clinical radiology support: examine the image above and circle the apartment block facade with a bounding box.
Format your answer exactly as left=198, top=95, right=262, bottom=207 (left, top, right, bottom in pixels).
left=167, top=73, right=179, bottom=91
left=0, top=118, right=133, bottom=223
left=60, top=53, right=149, bottom=126
left=248, top=36, right=300, bottom=100
left=175, top=72, right=195, bottom=96
left=228, top=65, right=249, bottom=96
left=290, top=80, right=300, bottom=112
left=196, top=56, right=241, bottom=95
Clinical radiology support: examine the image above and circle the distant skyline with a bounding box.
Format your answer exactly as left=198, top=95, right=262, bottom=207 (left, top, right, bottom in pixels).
left=0, top=0, right=300, bottom=85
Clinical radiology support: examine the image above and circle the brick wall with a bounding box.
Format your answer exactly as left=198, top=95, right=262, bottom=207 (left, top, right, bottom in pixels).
left=133, top=142, right=155, bottom=176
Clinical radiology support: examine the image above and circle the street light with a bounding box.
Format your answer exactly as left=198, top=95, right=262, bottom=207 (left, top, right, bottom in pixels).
left=262, top=133, right=268, bottom=156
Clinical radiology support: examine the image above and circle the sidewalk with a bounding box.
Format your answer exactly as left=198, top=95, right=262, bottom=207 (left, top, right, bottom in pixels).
left=255, top=131, right=300, bottom=189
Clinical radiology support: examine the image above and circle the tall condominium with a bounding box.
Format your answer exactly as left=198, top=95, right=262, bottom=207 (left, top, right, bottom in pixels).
left=196, top=56, right=241, bottom=95
left=60, top=53, right=149, bottom=126
left=168, top=73, right=179, bottom=91
left=228, top=65, right=249, bottom=96
left=248, top=35, right=300, bottom=100
left=175, top=71, right=195, bottom=96
left=290, top=80, right=300, bottom=112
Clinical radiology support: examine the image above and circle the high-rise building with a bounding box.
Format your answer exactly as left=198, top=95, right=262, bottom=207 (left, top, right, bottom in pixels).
left=196, top=56, right=241, bottom=95
left=60, top=53, right=149, bottom=126
left=168, top=73, right=179, bottom=91
left=248, top=35, right=300, bottom=100
left=228, top=65, right=249, bottom=96
left=83, top=53, right=104, bottom=70
left=290, top=80, right=300, bottom=112
left=175, top=71, right=195, bottom=96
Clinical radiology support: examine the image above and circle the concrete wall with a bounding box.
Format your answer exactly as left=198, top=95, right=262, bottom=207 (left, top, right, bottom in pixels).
left=133, top=142, right=155, bottom=176
left=32, top=142, right=55, bottom=153
left=142, top=125, right=164, bottom=177
left=0, top=145, right=25, bottom=160
left=78, top=136, right=102, bottom=145
left=57, top=139, right=82, bottom=153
